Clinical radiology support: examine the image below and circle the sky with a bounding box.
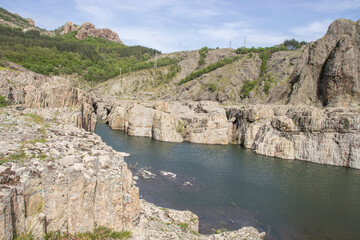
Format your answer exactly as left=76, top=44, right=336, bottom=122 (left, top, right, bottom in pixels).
left=1, top=0, right=359, bottom=53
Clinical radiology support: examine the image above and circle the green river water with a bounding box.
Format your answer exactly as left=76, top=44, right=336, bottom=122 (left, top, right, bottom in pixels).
left=95, top=120, right=360, bottom=240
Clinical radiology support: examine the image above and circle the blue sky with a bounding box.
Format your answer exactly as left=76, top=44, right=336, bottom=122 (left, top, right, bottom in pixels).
left=1, top=0, right=359, bottom=53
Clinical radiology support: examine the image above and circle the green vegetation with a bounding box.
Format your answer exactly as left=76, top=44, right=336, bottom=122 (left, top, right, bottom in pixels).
left=236, top=45, right=288, bottom=76
left=14, top=232, right=35, bottom=240
left=177, top=223, right=189, bottom=231
left=150, top=63, right=181, bottom=87
left=283, top=38, right=307, bottom=50
left=208, top=82, right=218, bottom=92
left=44, top=225, right=131, bottom=240
left=197, top=46, right=208, bottom=68
left=263, top=73, right=276, bottom=95
left=176, top=121, right=185, bottom=134
left=26, top=113, right=44, bottom=125
left=178, top=56, right=240, bottom=85
left=240, top=79, right=258, bottom=98
left=0, top=149, right=27, bottom=165
left=0, top=24, right=166, bottom=83
left=211, top=228, right=227, bottom=234
left=0, top=95, right=8, bottom=107
left=0, top=7, right=31, bottom=28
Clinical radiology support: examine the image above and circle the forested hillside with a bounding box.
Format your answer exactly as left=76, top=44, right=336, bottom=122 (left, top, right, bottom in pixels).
left=0, top=24, right=170, bottom=82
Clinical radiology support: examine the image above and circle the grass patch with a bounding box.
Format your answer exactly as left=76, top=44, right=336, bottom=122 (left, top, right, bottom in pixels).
left=44, top=225, right=131, bottom=240
left=177, top=223, right=189, bottom=231
left=28, top=137, right=46, bottom=144
left=0, top=150, right=27, bottom=165
left=26, top=113, right=44, bottom=125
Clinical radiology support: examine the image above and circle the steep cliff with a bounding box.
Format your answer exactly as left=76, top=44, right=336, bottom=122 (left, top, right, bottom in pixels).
left=285, top=19, right=360, bottom=107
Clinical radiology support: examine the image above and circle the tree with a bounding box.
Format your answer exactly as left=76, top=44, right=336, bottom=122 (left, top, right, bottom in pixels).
left=283, top=39, right=300, bottom=50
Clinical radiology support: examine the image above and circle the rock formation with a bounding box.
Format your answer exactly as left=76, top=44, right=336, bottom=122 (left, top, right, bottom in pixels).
left=75, top=22, right=123, bottom=43
left=102, top=100, right=360, bottom=169
left=59, top=21, right=80, bottom=35
left=0, top=107, right=140, bottom=239
left=285, top=19, right=360, bottom=107
left=0, top=68, right=97, bottom=132
left=25, top=18, right=34, bottom=26
left=56, top=21, right=123, bottom=43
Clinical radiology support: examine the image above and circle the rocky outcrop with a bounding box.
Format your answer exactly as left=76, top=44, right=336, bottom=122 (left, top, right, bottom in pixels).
left=56, top=21, right=122, bottom=43
left=132, top=200, right=265, bottom=240
left=102, top=100, right=360, bottom=169
left=286, top=19, right=360, bottom=107
left=0, top=107, right=140, bottom=239
left=75, top=22, right=123, bottom=43
left=0, top=68, right=96, bottom=132
left=59, top=21, right=80, bottom=35
left=25, top=18, right=34, bottom=26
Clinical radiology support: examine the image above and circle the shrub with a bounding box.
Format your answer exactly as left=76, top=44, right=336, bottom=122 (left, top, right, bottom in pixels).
left=179, top=56, right=240, bottom=85
left=241, top=79, right=258, bottom=98
left=0, top=95, right=8, bottom=107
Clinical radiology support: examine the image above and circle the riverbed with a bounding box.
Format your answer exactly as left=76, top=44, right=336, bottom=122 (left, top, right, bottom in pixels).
left=95, top=120, right=360, bottom=240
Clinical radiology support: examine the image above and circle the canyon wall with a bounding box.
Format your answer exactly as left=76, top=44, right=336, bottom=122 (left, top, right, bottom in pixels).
left=103, top=100, right=360, bottom=169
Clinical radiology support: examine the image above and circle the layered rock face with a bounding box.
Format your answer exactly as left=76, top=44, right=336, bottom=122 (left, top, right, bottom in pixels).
left=226, top=105, right=360, bottom=168
left=0, top=107, right=140, bottom=239
left=103, top=100, right=360, bottom=169
left=0, top=69, right=96, bottom=132
left=105, top=101, right=230, bottom=144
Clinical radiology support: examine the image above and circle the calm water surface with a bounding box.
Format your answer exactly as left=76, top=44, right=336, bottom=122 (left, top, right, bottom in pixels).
left=95, top=120, right=360, bottom=240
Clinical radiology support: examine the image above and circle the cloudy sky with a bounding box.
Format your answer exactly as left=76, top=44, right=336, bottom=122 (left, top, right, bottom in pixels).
left=1, top=0, right=359, bottom=52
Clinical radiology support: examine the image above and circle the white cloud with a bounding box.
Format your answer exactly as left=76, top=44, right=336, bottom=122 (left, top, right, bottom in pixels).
left=299, top=0, right=360, bottom=12
left=291, top=20, right=333, bottom=41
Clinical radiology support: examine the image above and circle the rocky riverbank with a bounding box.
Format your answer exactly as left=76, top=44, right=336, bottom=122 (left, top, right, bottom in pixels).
left=0, top=106, right=264, bottom=239
left=102, top=100, right=360, bottom=169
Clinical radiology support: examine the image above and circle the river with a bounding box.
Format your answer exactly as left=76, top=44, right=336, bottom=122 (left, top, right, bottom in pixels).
left=95, top=120, right=360, bottom=240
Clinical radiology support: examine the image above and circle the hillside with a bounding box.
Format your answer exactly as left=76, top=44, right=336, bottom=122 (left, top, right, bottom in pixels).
left=95, top=19, right=360, bottom=108
left=2, top=8, right=358, bottom=108
left=0, top=8, right=162, bottom=83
